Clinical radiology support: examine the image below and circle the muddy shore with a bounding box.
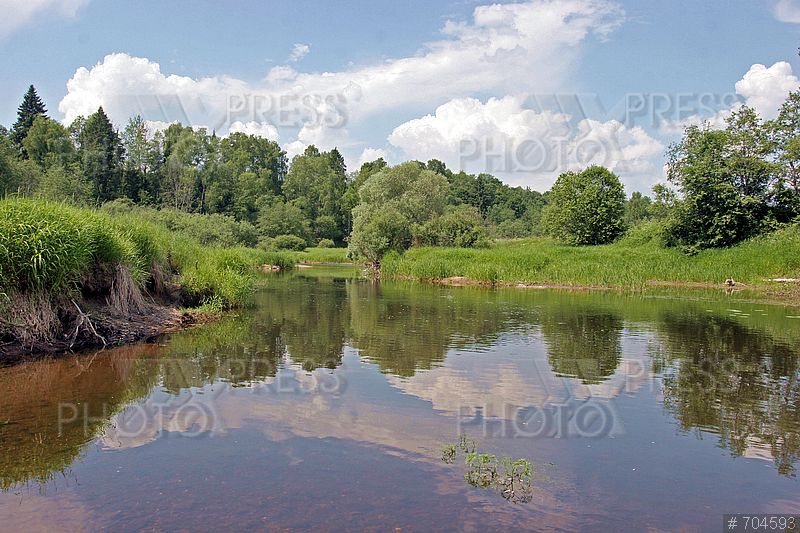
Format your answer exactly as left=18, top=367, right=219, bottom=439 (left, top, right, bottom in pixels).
left=0, top=300, right=215, bottom=367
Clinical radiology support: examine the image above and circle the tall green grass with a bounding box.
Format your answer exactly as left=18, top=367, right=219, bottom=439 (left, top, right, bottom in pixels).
left=382, top=222, right=800, bottom=291
left=0, top=197, right=290, bottom=310
left=286, top=246, right=356, bottom=264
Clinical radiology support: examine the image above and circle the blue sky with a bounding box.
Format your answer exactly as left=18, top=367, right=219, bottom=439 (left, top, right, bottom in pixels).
left=2, top=0, right=800, bottom=192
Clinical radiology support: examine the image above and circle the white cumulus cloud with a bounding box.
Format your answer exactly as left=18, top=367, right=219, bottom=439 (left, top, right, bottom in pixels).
left=735, top=61, right=799, bottom=119
left=0, top=0, right=89, bottom=39
left=229, top=120, right=279, bottom=141
left=57, top=0, right=624, bottom=165
left=388, top=95, right=663, bottom=191
left=660, top=61, right=800, bottom=136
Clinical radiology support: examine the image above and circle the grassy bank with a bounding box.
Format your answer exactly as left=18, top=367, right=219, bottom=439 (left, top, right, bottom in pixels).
left=382, top=223, right=800, bottom=296
left=0, top=197, right=291, bottom=355
left=287, top=246, right=355, bottom=264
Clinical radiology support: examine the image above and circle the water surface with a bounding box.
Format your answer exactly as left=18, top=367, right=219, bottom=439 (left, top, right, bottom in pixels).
left=1, top=267, right=799, bottom=532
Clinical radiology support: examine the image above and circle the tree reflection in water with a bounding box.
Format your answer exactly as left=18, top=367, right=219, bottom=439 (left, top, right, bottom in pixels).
left=653, top=311, right=800, bottom=476
left=2, top=269, right=800, bottom=494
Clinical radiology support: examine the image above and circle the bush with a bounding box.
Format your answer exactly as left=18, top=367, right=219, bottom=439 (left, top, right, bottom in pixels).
left=414, top=205, right=489, bottom=248
left=100, top=200, right=258, bottom=248
left=542, top=166, right=626, bottom=245
left=348, top=163, right=448, bottom=262
left=257, top=199, right=310, bottom=241
left=618, top=220, right=666, bottom=247
left=317, top=238, right=335, bottom=248
left=663, top=110, right=776, bottom=249
left=274, top=234, right=307, bottom=251
left=349, top=206, right=412, bottom=263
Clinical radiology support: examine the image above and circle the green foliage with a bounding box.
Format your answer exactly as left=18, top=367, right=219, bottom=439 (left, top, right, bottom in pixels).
left=180, top=247, right=269, bottom=309
left=618, top=220, right=667, bottom=247
left=0, top=198, right=141, bottom=294
left=257, top=198, right=310, bottom=240
left=22, top=116, right=74, bottom=169
left=665, top=105, right=794, bottom=248
left=80, top=107, right=123, bottom=202
left=11, top=85, right=48, bottom=152
left=219, top=132, right=286, bottom=197
left=625, top=191, right=652, bottom=226
left=649, top=183, right=678, bottom=220
left=771, top=90, right=800, bottom=214
left=415, top=205, right=489, bottom=248
left=273, top=234, right=308, bottom=251
left=0, top=136, right=23, bottom=195
left=349, top=206, right=412, bottom=263
left=101, top=199, right=257, bottom=248
left=349, top=162, right=449, bottom=262
left=542, top=166, right=626, bottom=245
left=120, top=115, right=158, bottom=203
left=286, top=246, right=353, bottom=264
left=317, top=238, right=335, bottom=248
left=34, top=162, right=92, bottom=204
left=283, top=145, right=348, bottom=241
left=0, top=198, right=281, bottom=311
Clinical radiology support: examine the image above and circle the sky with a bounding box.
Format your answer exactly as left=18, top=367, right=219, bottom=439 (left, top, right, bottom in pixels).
left=1, top=0, right=799, bottom=193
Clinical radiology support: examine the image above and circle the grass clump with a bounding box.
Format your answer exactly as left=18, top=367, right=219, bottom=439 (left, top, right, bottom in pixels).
left=0, top=198, right=141, bottom=295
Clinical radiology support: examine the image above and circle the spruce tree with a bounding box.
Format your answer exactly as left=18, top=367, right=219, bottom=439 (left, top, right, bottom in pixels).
left=11, top=85, right=48, bottom=154
left=80, top=107, right=122, bottom=202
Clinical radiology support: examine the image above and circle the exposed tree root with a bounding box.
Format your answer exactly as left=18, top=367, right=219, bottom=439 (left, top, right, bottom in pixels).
left=68, top=299, right=107, bottom=349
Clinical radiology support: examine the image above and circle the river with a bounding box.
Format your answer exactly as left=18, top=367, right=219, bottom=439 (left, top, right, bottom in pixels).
left=1, top=267, right=798, bottom=532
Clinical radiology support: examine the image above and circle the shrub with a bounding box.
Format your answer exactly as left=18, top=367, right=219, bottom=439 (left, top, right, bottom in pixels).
left=542, top=166, right=626, bottom=245
left=618, top=220, right=666, bottom=247
left=100, top=200, right=258, bottom=248
left=349, top=206, right=412, bottom=263
left=415, top=205, right=488, bottom=248
left=317, top=238, right=335, bottom=248
left=663, top=109, right=776, bottom=249
left=257, top=236, right=276, bottom=251
left=274, top=234, right=307, bottom=251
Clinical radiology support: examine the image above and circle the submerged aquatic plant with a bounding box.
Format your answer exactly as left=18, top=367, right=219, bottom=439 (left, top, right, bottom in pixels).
left=441, top=433, right=534, bottom=504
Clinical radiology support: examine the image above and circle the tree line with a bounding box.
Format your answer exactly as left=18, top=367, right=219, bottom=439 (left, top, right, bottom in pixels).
left=2, top=84, right=800, bottom=261
left=0, top=85, right=549, bottom=252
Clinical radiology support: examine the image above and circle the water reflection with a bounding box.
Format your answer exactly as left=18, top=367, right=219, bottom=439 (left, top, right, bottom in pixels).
left=654, top=311, right=800, bottom=476
left=541, top=304, right=623, bottom=384
left=1, top=268, right=800, bottom=531
left=0, top=346, right=162, bottom=490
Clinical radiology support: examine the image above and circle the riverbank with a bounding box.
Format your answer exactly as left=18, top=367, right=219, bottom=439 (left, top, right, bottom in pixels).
left=381, top=223, right=800, bottom=302
left=286, top=247, right=355, bottom=265
left=0, top=198, right=291, bottom=363
left=0, top=305, right=218, bottom=366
